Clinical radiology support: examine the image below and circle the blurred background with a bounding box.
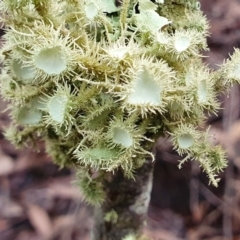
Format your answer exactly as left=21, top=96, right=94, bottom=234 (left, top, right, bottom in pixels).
left=1, top=0, right=240, bottom=239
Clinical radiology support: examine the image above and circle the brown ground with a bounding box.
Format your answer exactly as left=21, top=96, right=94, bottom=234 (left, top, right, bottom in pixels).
left=1, top=1, right=240, bottom=239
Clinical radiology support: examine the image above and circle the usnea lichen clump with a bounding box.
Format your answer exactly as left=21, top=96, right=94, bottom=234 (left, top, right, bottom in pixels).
left=1, top=0, right=240, bottom=204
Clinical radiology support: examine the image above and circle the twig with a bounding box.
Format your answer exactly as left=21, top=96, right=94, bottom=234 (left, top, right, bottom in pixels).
left=222, top=84, right=240, bottom=239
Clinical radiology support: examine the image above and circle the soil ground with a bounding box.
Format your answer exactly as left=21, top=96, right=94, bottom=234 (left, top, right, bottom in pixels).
left=1, top=1, right=240, bottom=239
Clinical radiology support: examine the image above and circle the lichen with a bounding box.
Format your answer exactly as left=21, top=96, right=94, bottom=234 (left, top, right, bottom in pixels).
left=0, top=0, right=240, bottom=205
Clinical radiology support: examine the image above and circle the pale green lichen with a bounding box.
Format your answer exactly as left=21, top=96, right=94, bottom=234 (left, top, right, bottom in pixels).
left=0, top=0, right=240, bottom=204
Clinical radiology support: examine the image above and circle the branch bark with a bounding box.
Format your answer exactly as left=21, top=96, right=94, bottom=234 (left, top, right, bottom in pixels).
left=91, top=157, right=154, bottom=240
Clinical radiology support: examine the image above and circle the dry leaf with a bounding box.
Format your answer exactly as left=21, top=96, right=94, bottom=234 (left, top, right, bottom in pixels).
left=27, top=204, right=53, bottom=239
left=0, top=152, right=14, bottom=176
